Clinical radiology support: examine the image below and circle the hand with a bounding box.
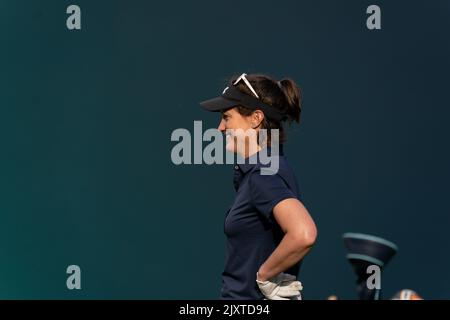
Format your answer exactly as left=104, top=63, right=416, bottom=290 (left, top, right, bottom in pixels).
left=256, top=272, right=303, bottom=300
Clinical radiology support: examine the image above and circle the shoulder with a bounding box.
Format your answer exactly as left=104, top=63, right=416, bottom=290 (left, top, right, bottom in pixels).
left=250, top=155, right=292, bottom=179
left=247, top=160, right=294, bottom=195
left=247, top=160, right=298, bottom=219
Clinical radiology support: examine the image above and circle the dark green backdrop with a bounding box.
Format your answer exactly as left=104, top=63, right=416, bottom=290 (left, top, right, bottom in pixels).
left=1, top=0, right=449, bottom=299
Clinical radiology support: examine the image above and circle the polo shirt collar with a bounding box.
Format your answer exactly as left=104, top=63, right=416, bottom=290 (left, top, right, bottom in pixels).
left=237, top=144, right=284, bottom=174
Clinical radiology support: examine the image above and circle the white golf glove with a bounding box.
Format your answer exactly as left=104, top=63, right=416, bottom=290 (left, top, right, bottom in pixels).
left=256, top=272, right=303, bottom=300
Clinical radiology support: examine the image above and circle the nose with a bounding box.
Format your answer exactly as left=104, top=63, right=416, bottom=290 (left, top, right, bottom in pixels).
left=217, top=119, right=226, bottom=132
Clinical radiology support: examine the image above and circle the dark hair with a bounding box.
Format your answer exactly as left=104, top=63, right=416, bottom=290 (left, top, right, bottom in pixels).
left=229, top=73, right=302, bottom=145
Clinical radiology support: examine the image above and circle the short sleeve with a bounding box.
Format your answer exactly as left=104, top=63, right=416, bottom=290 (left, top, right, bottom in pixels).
left=248, top=169, right=297, bottom=223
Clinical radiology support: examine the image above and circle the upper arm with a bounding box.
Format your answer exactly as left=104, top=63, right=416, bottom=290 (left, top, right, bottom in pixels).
left=273, top=198, right=317, bottom=243
left=249, top=169, right=317, bottom=243
left=249, top=171, right=297, bottom=223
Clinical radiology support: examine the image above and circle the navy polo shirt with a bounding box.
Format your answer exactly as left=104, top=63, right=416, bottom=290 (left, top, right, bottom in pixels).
left=220, top=146, right=303, bottom=300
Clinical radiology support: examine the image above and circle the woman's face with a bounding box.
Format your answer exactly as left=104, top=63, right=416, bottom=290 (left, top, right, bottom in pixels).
left=217, top=107, right=257, bottom=156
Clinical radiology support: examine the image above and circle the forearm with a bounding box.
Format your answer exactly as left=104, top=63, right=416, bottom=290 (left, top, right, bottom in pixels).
left=257, top=232, right=313, bottom=281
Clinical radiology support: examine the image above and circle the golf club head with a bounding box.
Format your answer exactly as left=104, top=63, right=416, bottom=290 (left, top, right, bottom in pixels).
left=343, top=233, right=398, bottom=300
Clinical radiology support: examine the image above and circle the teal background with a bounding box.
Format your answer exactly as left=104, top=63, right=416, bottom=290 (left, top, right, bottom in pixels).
left=1, top=0, right=449, bottom=299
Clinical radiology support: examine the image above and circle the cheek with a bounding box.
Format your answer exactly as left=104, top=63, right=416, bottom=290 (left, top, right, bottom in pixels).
left=225, top=119, right=236, bottom=129
left=232, top=118, right=251, bottom=130
left=241, top=118, right=253, bottom=130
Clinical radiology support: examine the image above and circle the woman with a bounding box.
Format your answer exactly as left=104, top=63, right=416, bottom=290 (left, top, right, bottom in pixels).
left=200, top=73, right=317, bottom=300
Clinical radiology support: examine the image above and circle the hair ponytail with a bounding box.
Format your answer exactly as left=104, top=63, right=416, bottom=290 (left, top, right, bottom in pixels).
left=278, top=78, right=301, bottom=123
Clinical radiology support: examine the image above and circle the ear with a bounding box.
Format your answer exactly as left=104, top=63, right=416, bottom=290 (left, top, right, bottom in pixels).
left=251, top=110, right=265, bottom=128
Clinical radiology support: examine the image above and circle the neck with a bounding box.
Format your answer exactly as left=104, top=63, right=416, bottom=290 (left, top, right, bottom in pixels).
left=242, top=142, right=262, bottom=158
